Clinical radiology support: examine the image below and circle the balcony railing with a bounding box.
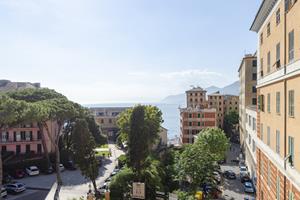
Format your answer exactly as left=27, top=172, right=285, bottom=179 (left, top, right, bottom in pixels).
left=0, top=138, right=41, bottom=143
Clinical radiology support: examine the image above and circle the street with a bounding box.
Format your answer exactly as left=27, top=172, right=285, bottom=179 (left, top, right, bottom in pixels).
left=221, top=143, right=255, bottom=200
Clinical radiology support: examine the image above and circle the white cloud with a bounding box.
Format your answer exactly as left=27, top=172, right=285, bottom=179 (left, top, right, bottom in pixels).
left=159, top=69, right=223, bottom=79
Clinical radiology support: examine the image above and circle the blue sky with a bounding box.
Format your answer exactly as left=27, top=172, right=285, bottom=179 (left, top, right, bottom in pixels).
left=0, top=0, right=261, bottom=104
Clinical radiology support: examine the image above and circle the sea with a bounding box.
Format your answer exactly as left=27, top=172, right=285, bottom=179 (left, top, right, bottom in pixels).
left=86, top=103, right=181, bottom=140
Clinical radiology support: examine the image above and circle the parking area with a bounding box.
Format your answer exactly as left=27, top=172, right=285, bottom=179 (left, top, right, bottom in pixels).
left=221, top=143, right=255, bottom=200
left=5, top=189, right=48, bottom=200
left=2, top=143, right=124, bottom=200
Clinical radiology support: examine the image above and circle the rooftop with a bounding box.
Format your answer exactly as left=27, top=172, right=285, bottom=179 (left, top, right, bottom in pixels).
left=250, top=0, right=278, bottom=32
left=186, top=86, right=206, bottom=93
left=179, top=107, right=216, bottom=113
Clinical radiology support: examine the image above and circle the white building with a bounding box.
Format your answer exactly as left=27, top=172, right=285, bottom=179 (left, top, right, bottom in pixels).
left=245, top=106, right=258, bottom=183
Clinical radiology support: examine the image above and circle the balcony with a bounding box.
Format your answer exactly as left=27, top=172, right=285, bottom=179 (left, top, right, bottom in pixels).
left=0, top=138, right=42, bottom=144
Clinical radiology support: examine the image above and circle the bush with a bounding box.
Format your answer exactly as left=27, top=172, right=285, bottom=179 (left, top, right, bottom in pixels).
left=109, top=167, right=134, bottom=200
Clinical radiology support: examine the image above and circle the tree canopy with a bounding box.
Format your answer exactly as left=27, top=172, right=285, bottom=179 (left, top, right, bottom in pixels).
left=71, top=118, right=99, bottom=194
left=176, top=128, right=229, bottom=192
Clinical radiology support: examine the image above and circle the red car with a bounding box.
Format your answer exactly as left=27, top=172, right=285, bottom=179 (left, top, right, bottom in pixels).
left=13, top=169, right=25, bottom=179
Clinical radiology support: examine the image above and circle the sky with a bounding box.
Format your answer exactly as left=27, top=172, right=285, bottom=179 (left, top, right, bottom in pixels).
left=0, top=0, right=261, bottom=104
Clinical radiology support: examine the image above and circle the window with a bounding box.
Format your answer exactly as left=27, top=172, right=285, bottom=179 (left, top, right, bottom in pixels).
left=276, top=43, right=281, bottom=68
left=16, top=145, right=21, bottom=155
left=109, top=119, right=112, bottom=123
left=253, top=118, right=256, bottom=131
left=276, top=9, right=281, bottom=25
left=252, top=73, right=257, bottom=80
left=267, top=93, right=271, bottom=113
left=198, top=113, right=201, bottom=118
left=26, top=144, right=31, bottom=153
left=189, top=122, right=192, bottom=126
left=261, top=123, right=264, bottom=141
left=1, top=132, right=8, bottom=142
left=249, top=134, right=251, bottom=145
left=267, top=126, right=271, bottom=146
left=288, top=30, right=294, bottom=62
left=258, top=95, right=265, bottom=112
left=288, top=90, right=295, bottom=117
left=189, top=113, right=192, bottom=118
left=267, top=51, right=271, bottom=73
left=288, top=136, right=294, bottom=166
left=37, top=144, right=42, bottom=153
left=260, top=33, right=263, bottom=45
left=252, top=86, right=257, bottom=93
left=276, top=130, right=280, bottom=154
left=252, top=141, right=256, bottom=152
left=267, top=22, right=271, bottom=36
left=198, top=122, right=201, bottom=126
left=252, top=60, right=257, bottom=67
left=252, top=98, right=257, bottom=105
left=276, top=175, right=280, bottom=200
left=276, top=92, right=281, bottom=114
left=1, top=145, right=6, bottom=152
left=249, top=116, right=251, bottom=126
left=37, top=131, right=42, bottom=140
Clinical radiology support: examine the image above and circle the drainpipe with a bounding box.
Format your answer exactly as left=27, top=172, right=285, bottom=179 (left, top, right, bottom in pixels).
left=283, top=3, right=287, bottom=199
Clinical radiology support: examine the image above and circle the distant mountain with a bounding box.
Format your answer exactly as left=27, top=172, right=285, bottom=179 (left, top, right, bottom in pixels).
left=160, top=93, right=186, bottom=106
left=160, top=81, right=239, bottom=105
left=219, top=81, right=239, bottom=96
left=205, top=86, right=221, bottom=95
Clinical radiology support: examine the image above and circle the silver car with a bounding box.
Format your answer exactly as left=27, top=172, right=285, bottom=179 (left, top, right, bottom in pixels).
left=244, top=182, right=255, bottom=193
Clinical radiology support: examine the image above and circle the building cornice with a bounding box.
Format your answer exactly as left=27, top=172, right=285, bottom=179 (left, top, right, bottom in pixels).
left=250, top=0, right=279, bottom=32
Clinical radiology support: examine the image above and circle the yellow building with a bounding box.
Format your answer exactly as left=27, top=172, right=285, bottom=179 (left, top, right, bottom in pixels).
left=238, top=54, right=258, bottom=152
left=251, top=0, right=300, bottom=199
left=208, top=92, right=239, bottom=128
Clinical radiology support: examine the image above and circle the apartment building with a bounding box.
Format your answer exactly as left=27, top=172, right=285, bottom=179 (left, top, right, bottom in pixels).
left=1, top=122, right=56, bottom=155
left=224, top=95, right=239, bottom=115
left=250, top=0, right=300, bottom=199
left=238, top=54, right=258, bottom=150
left=180, top=87, right=217, bottom=144
left=90, top=107, right=129, bottom=140
left=208, top=93, right=225, bottom=128
left=208, top=93, right=239, bottom=128
left=245, top=106, right=258, bottom=184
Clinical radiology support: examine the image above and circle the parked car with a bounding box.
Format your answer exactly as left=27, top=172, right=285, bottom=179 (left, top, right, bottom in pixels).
left=43, top=166, right=54, bottom=174
left=64, top=161, right=76, bottom=170
left=240, top=173, right=251, bottom=183
left=26, top=166, right=40, bottom=176
left=105, top=177, right=112, bottom=182
left=1, top=187, right=7, bottom=198
left=203, top=183, right=222, bottom=199
left=223, top=170, right=236, bottom=179
left=98, top=184, right=109, bottom=195
left=59, top=164, right=65, bottom=172
left=240, top=165, right=248, bottom=173
left=2, top=174, right=12, bottom=184
left=4, top=182, right=26, bottom=194
left=13, top=169, right=25, bottom=179
left=217, top=159, right=226, bottom=165
left=213, top=172, right=221, bottom=184
left=244, top=181, right=255, bottom=193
